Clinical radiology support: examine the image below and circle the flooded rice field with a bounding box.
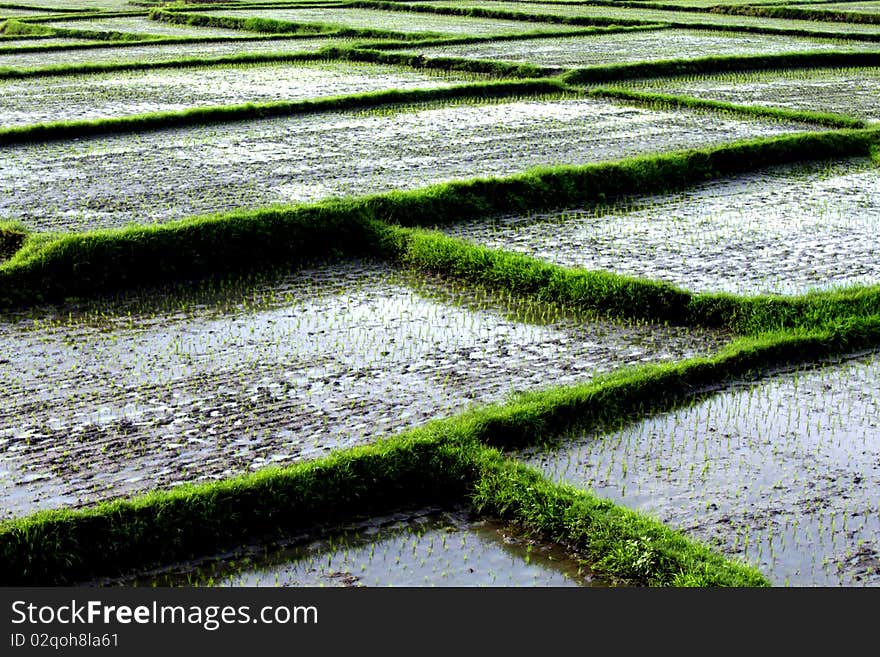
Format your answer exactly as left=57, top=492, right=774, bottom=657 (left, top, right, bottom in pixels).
left=792, top=1, right=880, bottom=13
left=0, top=36, right=342, bottom=70
left=624, top=67, right=880, bottom=123
left=515, top=350, right=880, bottom=586
left=0, top=61, right=487, bottom=126
left=0, top=95, right=823, bottom=232
left=393, top=29, right=880, bottom=68
left=43, top=16, right=265, bottom=39
left=194, top=7, right=588, bottom=36
left=441, top=158, right=880, bottom=296
left=409, top=1, right=880, bottom=34
left=93, top=507, right=609, bottom=587
left=0, top=259, right=732, bottom=519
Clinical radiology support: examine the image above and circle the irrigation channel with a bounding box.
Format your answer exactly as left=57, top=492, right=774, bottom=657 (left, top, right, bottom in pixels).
left=0, top=0, right=878, bottom=588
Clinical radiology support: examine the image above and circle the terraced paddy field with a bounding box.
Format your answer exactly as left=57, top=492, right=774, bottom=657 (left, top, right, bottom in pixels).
left=185, top=6, right=594, bottom=36
left=623, top=66, right=880, bottom=123
left=0, top=61, right=488, bottom=125
left=0, top=37, right=100, bottom=48
left=0, top=36, right=346, bottom=69
left=393, top=28, right=880, bottom=67
left=442, top=158, right=880, bottom=295
left=0, top=96, right=823, bottom=232
left=516, top=351, right=880, bottom=586
left=40, top=16, right=269, bottom=39
left=792, top=1, right=880, bottom=13
left=397, top=0, right=880, bottom=34
left=1, top=0, right=879, bottom=590
left=0, top=258, right=731, bottom=519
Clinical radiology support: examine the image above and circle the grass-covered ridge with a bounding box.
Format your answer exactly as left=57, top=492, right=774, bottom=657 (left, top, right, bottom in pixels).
left=0, top=370, right=778, bottom=587
left=2, top=128, right=878, bottom=319
left=0, top=78, right=564, bottom=143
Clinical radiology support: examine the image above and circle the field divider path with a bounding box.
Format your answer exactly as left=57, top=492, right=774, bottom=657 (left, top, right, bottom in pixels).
left=2, top=128, right=879, bottom=333
left=6, top=313, right=880, bottom=586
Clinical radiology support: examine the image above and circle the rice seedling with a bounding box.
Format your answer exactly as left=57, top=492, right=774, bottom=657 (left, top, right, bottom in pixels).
left=3, top=0, right=878, bottom=589
left=441, top=157, right=880, bottom=296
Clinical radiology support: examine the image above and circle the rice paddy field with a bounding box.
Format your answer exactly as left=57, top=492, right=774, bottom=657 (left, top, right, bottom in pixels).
left=393, top=29, right=880, bottom=68
left=622, top=66, right=880, bottom=123
left=0, top=0, right=878, bottom=590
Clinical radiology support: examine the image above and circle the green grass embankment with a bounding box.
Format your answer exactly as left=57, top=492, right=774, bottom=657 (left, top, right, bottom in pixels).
left=0, top=392, right=773, bottom=586
left=377, top=222, right=880, bottom=335
left=0, top=79, right=565, bottom=144
left=2, top=128, right=878, bottom=319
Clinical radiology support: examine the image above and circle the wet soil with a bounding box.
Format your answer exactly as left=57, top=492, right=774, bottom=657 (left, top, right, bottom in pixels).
left=628, top=67, right=880, bottom=123
left=442, top=158, right=880, bottom=295
left=394, top=29, right=880, bottom=68
left=0, top=61, right=485, bottom=126
left=0, top=96, right=823, bottom=232
left=515, top=351, right=880, bottom=586
left=0, top=259, right=733, bottom=519
left=0, top=36, right=343, bottom=70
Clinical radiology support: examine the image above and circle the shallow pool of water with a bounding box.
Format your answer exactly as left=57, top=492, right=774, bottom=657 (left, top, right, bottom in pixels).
left=92, top=507, right=611, bottom=587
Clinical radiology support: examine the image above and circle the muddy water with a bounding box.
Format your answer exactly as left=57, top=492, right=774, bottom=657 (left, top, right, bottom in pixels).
left=515, top=351, right=880, bottom=586
left=0, top=259, right=732, bottom=519
left=92, top=507, right=611, bottom=587
left=0, top=37, right=342, bottom=70
left=0, top=62, right=486, bottom=126
left=393, top=29, right=880, bottom=68
left=0, top=96, right=822, bottom=233
left=442, top=158, right=880, bottom=296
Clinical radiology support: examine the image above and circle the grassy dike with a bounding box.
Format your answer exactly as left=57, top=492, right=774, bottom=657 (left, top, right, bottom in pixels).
left=10, top=318, right=880, bottom=586
left=1, top=345, right=792, bottom=587
left=2, top=128, right=879, bottom=321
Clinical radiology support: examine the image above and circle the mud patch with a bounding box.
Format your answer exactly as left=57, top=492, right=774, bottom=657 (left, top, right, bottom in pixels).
left=515, top=350, right=880, bottom=586
left=0, top=259, right=733, bottom=518
left=442, top=158, right=880, bottom=295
